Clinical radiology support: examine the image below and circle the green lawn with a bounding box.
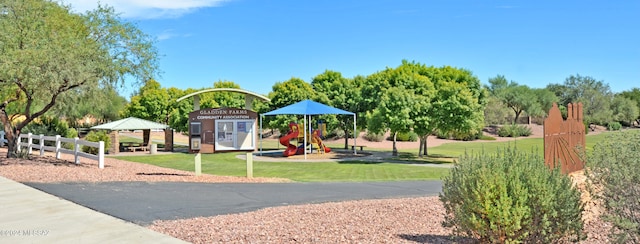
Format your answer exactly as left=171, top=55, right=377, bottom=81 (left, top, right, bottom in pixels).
left=113, top=152, right=450, bottom=182
left=113, top=131, right=617, bottom=182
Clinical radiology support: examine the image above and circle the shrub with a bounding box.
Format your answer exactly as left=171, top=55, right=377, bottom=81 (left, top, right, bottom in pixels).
left=389, top=131, right=418, bottom=142
left=478, top=134, right=496, bottom=141
left=329, top=128, right=360, bottom=139
left=497, top=124, right=532, bottom=137
left=607, top=122, right=622, bottom=131
left=62, top=128, right=78, bottom=150
left=583, top=121, right=590, bottom=135
left=440, top=148, right=584, bottom=243
left=82, top=130, right=110, bottom=154
left=363, top=131, right=384, bottom=142
left=22, top=116, right=72, bottom=146
left=587, top=131, right=640, bottom=242
left=436, top=130, right=482, bottom=141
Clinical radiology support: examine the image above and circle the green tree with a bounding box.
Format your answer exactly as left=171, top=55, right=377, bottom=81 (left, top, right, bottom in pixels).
left=122, top=80, right=170, bottom=123
left=368, top=86, right=415, bottom=156
left=168, top=88, right=196, bottom=133
left=312, top=70, right=362, bottom=149
left=0, top=1, right=158, bottom=157
left=619, top=88, right=640, bottom=124
left=547, top=74, right=614, bottom=125
left=362, top=61, right=485, bottom=157
left=532, top=87, right=558, bottom=117
left=266, top=78, right=315, bottom=134
left=51, top=85, right=127, bottom=127
left=415, top=65, right=485, bottom=156
left=197, top=81, right=245, bottom=109
left=484, top=96, right=511, bottom=125
left=611, top=95, right=639, bottom=126
left=489, top=75, right=544, bottom=124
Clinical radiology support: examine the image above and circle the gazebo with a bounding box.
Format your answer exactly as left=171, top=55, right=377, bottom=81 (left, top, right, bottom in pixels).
left=91, top=117, right=170, bottom=154
left=260, top=100, right=357, bottom=159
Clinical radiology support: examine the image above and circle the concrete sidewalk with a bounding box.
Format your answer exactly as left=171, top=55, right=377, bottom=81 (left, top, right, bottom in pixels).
left=0, top=176, right=187, bottom=243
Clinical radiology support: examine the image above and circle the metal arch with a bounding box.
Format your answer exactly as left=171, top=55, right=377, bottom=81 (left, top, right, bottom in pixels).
left=175, top=88, right=270, bottom=102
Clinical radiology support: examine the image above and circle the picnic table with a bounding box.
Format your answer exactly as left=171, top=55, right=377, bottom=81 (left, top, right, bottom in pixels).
left=351, top=145, right=367, bottom=151
left=120, top=142, right=148, bottom=152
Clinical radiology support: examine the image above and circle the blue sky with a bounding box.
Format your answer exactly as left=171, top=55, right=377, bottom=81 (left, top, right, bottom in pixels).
left=62, top=0, right=639, bottom=98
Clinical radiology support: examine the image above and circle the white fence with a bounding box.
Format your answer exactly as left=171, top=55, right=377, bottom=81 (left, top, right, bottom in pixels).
left=17, top=133, right=105, bottom=169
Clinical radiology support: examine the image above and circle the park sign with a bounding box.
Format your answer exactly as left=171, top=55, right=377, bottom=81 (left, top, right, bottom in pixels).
left=188, top=108, right=258, bottom=154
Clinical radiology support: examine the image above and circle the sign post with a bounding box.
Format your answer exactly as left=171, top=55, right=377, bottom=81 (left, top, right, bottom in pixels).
left=195, top=153, right=202, bottom=176
left=246, top=152, right=253, bottom=178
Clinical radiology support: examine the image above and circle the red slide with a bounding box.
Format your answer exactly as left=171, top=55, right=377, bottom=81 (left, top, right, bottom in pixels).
left=280, top=122, right=300, bottom=157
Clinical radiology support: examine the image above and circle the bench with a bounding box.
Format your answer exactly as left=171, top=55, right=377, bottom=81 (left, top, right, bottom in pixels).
left=351, top=145, right=367, bottom=151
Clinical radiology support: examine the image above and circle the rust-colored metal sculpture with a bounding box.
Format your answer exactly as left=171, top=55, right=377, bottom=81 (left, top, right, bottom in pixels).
left=544, top=102, right=586, bottom=174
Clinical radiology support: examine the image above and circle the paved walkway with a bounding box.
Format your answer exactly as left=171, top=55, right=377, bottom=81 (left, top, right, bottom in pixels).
left=0, top=176, right=187, bottom=243
left=25, top=181, right=443, bottom=225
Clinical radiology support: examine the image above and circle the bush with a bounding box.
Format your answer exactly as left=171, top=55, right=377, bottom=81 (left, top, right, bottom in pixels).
left=587, top=131, right=640, bottom=242
left=329, top=128, right=360, bottom=139
left=388, top=131, right=418, bottom=142
left=497, top=124, right=532, bottom=137
left=478, top=134, right=496, bottom=141
left=82, top=130, right=110, bottom=154
left=607, top=122, right=622, bottom=131
left=62, top=128, right=78, bottom=150
left=436, top=130, right=481, bottom=141
left=363, top=131, right=384, bottom=142
left=440, top=148, right=584, bottom=243
left=22, top=116, right=72, bottom=146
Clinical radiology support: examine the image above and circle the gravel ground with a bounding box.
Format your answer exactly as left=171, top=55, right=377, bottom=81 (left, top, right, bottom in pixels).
left=0, top=145, right=612, bottom=243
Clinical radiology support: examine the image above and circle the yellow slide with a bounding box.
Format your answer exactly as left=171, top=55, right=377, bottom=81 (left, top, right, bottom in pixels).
left=311, top=130, right=331, bottom=154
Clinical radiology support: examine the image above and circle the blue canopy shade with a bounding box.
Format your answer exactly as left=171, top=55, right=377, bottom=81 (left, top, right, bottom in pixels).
left=262, top=100, right=354, bottom=116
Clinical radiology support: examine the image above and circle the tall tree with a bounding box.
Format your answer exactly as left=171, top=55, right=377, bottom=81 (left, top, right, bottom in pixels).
left=619, top=88, right=640, bottom=124
left=311, top=70, right=362, bottom=149
left=198, top=81, right=245, bottom=109
left=368, top=86, right=416, bottom=156
left=0, top=1, right=158, bottom=157
left=417, top=65, right=485, bottom=156
left=49, top=84, right=126, bottom=127
left=266, top=78, right=315, bottom=133
left=547, top=74, right=614, bottom=125
left=362, top=60, right=485, bottom=157
left=122, top=80, right=169, bottom=123
left=489, top=75, right=546, bottom=124
left=168, top=88, right=197, bottom=132
left=611, top=95, right=639, bottom=126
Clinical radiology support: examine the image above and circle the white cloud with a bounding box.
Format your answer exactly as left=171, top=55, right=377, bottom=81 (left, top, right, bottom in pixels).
left=157, top=29, right=192, bottom=40
left=59, top=0, right=228, bottom=19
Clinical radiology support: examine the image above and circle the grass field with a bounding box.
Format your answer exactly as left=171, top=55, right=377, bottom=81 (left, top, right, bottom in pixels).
left=114, top=131, right=616, bottom=182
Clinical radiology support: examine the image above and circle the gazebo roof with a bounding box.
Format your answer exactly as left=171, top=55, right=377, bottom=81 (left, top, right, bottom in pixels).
left=91, top=117, right=169, bottom=130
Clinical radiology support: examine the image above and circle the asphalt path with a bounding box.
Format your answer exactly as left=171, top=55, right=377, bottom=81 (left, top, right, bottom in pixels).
left=25, top=181, right=442, bottom=225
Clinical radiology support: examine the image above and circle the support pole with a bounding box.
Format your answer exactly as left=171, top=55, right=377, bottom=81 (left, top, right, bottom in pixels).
left=195, top=153, right=202, bottom=176
left=246, top=152, right=253, bottom=178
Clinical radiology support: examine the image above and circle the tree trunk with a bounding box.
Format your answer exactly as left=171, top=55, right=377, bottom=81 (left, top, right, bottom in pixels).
left=418, top=135, right=429, bottom=157
left=342, top=125, right=349, bottom=150
left=4, top=127, right=19, bottom=158
left=392, top=131, right=398, bottom=156
left=513, top=110, right=522, bottom=124
left=418, top=137, right=424, bottom=158
left=423, top=136, right=429, bottom=157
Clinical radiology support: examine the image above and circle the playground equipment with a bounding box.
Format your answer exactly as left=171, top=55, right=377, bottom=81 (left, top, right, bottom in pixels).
left=279, top=122, right=331, bottom=157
